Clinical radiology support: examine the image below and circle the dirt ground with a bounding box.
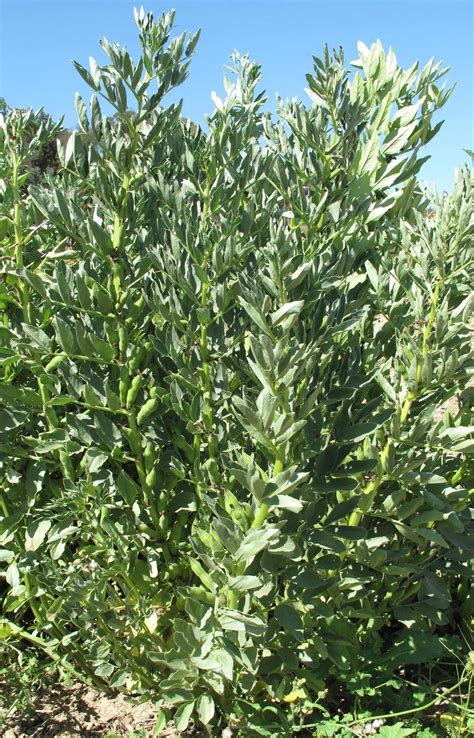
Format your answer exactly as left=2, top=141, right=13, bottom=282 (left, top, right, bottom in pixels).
left=1, top=680, right=181, bottom=737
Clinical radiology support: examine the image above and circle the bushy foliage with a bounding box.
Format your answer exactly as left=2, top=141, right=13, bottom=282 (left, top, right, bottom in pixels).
left=0, top=8, right=472, bottom=734
left=0, top=101, right=68, bottom=185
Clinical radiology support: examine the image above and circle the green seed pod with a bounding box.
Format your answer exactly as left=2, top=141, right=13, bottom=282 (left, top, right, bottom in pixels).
left=204, top=457, right=219, bottom=484
left=44, top=353, right=67, bottom=373
left=118, top=324, right=128, bottom=356
left=128, top=295, right=145, bottom=320
left=143, top=441, right=154, bottom=472
left=107, top=274, right=116, bottom=304
left=145, top=467, right=157, bottom=489
left=112, top=261, right=124, bottom=283
left=119, top=365, right=130, bottom=406
left=141, top=342, right=154, bottom=371
left=113, top=221, right=124, bottom=251
left=124, top=296, right=146, bottom=326
left=112, top=262, right=123, bottom=299
left=44, top=404, right=59, bottom=428
left=122, top=426, right=142, bottom=456
left=126, top=375, right=143, bottom=409
left=128, top=346, right=145, bottom=373
left=105, top=324, right=118, bottom=347
left=118, top=288, right=131, bottom=308
left=136, top=397, right=159, bottom=426
left=187, top=586, right=215, bottom=605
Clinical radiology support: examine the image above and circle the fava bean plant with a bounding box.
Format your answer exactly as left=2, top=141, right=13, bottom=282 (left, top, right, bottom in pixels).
left=0, top=8, right=473, bottom=735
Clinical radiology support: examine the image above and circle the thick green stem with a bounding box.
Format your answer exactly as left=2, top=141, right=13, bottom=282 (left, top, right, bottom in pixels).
left=344, top=673, right=467, bottom=727
left=110, top=173, right=130, bottom=306
left=200, top=315, right=216, bottom=457
left=349, top=280, right=442, bottom=527
left=0, top=620, right=106, bottom=687
left=112, top=213, right=125, bottom=251
left=38, top=377, right=75, bottom=481
left=451, top=460, right=467, bottom=485
left=348, top=393, right=416, bottom=527
left=112, top=169, right=161, bottom=533
left=11, top=153, right=30, bottom=322
left=11, top=153, right=75, bottom=486
left=128, top=413, right=161, bottom=532
left=251, top=455, right=284, bottom=529
left=195, top=238, right=217, bottom=502
left=228, top=453, right=285, bottom=607
left=416, top=280, right=441, bottom=387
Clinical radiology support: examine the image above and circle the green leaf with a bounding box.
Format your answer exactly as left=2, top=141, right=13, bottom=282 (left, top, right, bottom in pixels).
left=25, top=520, right=52, bottom=552
left=197, top=694, right=215, bottom=725
left=256, top=389, right=278, bottom=429
left=189, top=558, right=215, bottom=594
left=23, top=268, right=48, bottom=298
left=377, top=631, right=444, bottom=668
left=274, top=602, right=304, bottom=641
left=22, top=324, right=52, bottom=351
left=375, top=371, right=397, bottom=402
left=219, top=610, right=266, bottom=637
left=0, top=408, right=28, bottom=432
left=90, top=333, right=115, bottom=361
left=365, top=260, right=379, bottom=290
left=439, top=425, right=474, bottom=452
left=73, top=60, right=100, bottom=90
left=75, top=92, right=89, bottom=131
left=309, top=529, right=346, bottom=553
left=337, top=422, right=378, bottom=443
left=174, top=701, right=195, bottom=732
left=228, top=575, right=262, bottom=591
left=53, top=317, right=75, bottom=354
left=378, top=723, right=417, bottom=738
left=271, top=300, right=304, bottom=326
left=116, top=470, right=140, bottom=504
left=235, top=526, right=280, bottom=563
left=262, top=493, right=303, bottom=513
left=6, top=562, right=20, bottom=589
left=239, top=297, right=272, bottom=336
left=153, top=707, right=168, bottom=734
left=0, top=385, right=42, bottom=408
left=83, top=447, right=108, bottom=473
left=192, top=648, right=234, bottom=679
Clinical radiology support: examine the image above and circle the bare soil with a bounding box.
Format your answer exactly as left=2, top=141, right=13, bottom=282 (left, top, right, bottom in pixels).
left=1, top=680, right=180, bottom=737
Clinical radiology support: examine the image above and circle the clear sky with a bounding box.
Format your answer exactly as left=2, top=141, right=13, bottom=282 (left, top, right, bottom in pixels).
left=1, top=0, right=472, bottom=192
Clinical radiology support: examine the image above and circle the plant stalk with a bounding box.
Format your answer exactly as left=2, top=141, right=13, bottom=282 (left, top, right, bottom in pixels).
left=11, top=152, right=31, bottom=323
left=349, top=280, right=442, bottom=527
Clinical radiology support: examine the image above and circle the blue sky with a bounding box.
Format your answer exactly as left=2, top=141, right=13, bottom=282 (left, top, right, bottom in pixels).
left=1, top=0, right=472, bottom=191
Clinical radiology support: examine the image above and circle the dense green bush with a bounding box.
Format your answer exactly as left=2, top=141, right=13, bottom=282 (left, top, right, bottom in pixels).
left=1, top=8, right=472, bottom=735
